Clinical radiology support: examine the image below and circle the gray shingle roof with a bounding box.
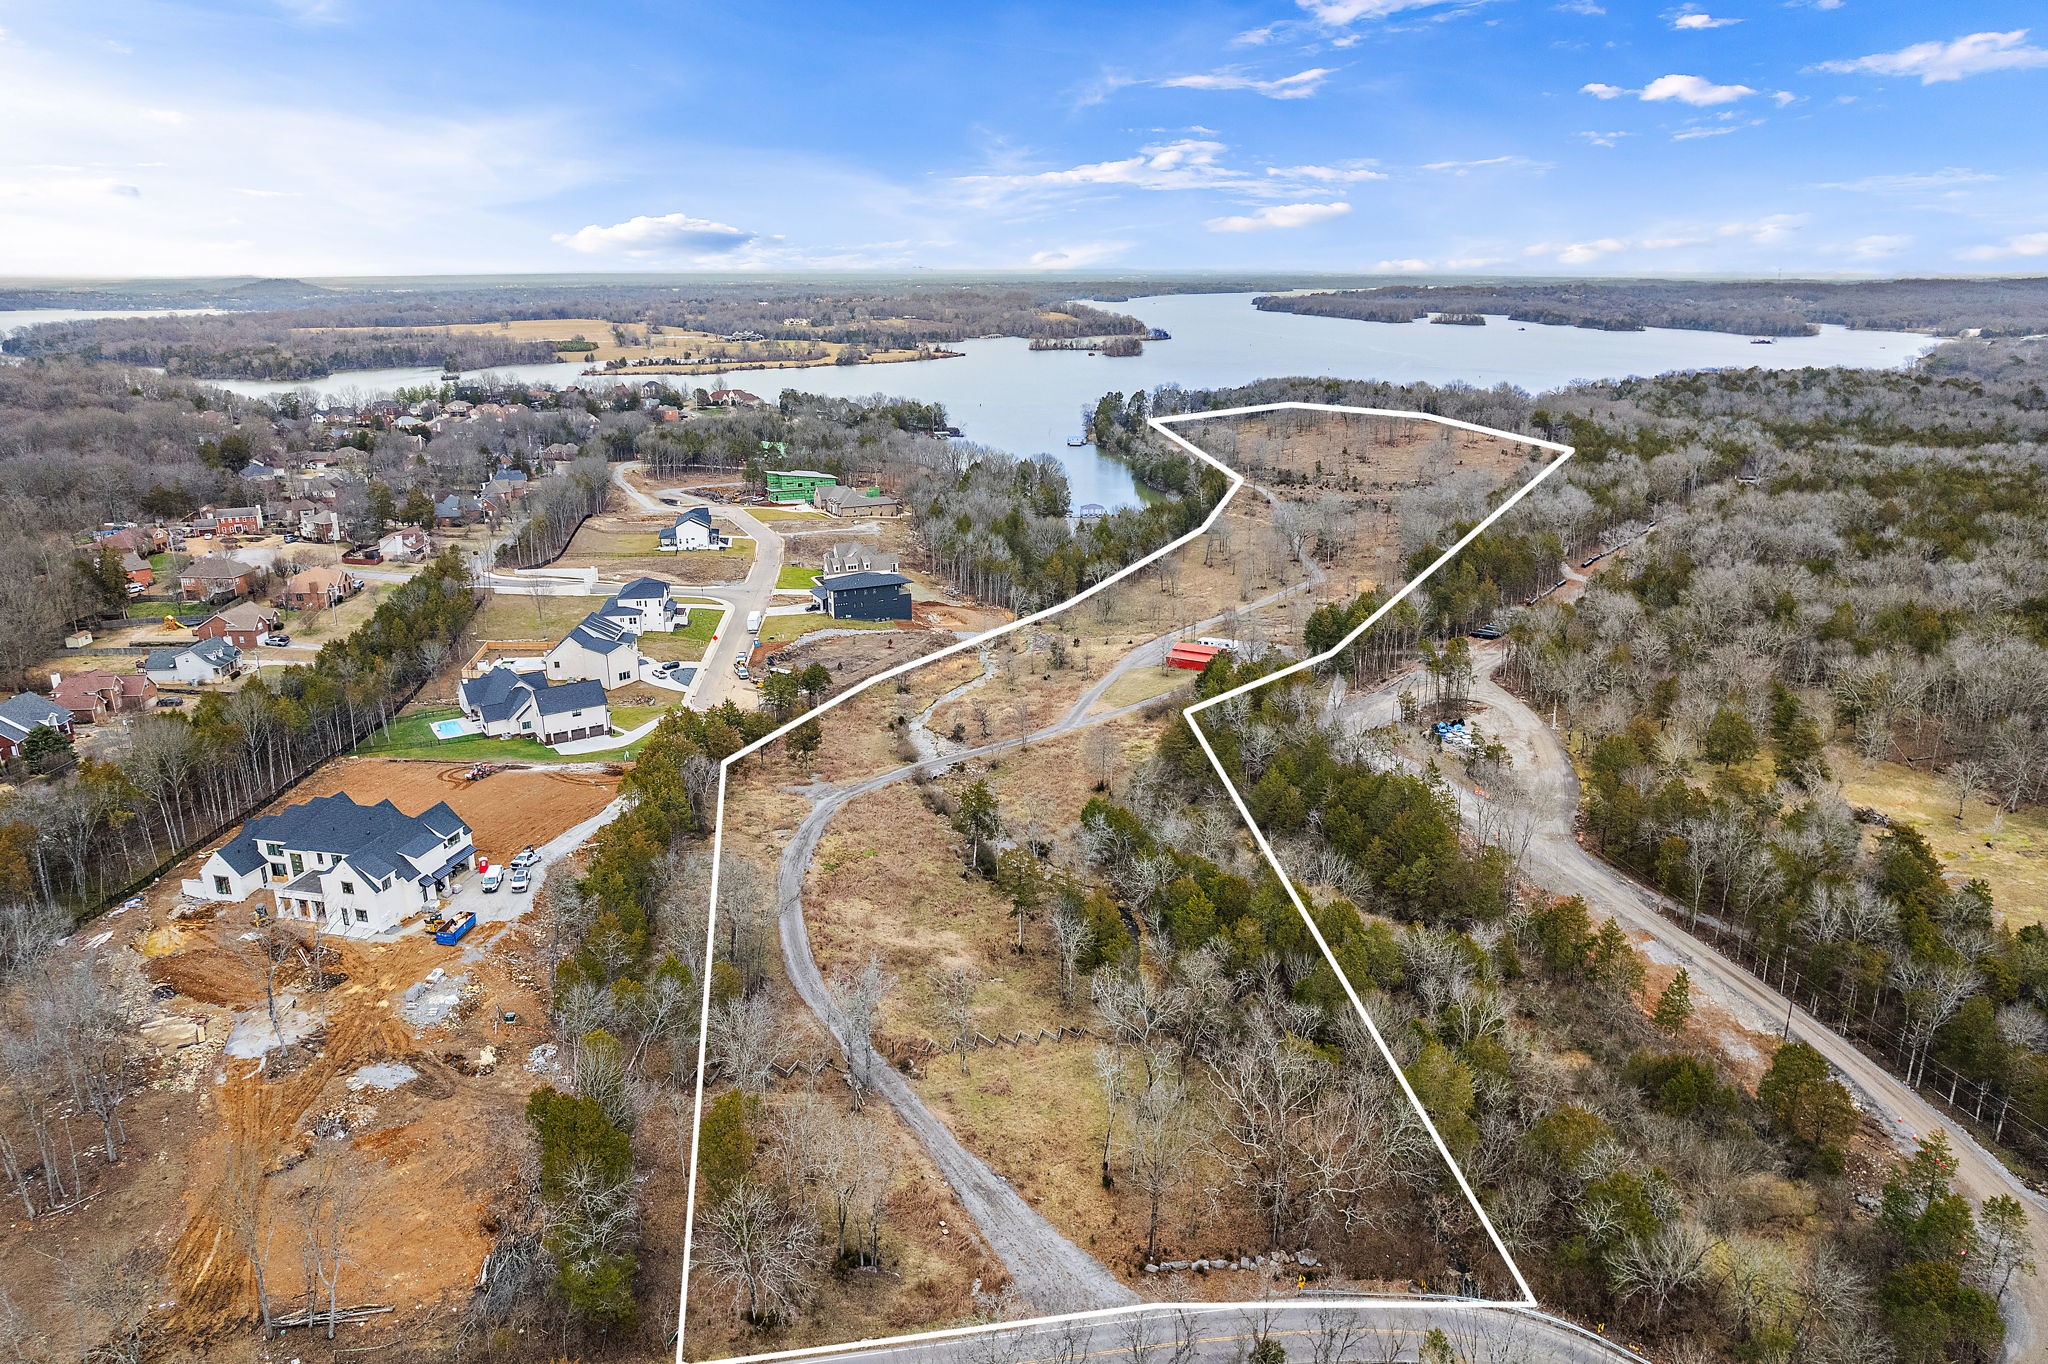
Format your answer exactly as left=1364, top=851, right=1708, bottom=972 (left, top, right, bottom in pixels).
left=816, top=571, right=910, bottom=593
left=459, top=666, right=607, bottom=724
left=215, top=792, right=470, bottom=886
left=0, top=693, right=70, bottom=743
left=613, top=577, right=672, bottom=603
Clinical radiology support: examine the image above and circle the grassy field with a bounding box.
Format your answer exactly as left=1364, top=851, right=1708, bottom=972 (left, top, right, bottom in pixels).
left=1835, top=749, right=2048, bottom=926
left=1093, top=667, right=1191, bottom=711
left=636, top=609, right=722, bottom=662
left=469, top=592, right=608, bottom=642
left=355, top=703, right=665, bottom=762
left=776, top=564, right=821, bottom=590
left=760, top=613, right=896, bottom=644
left=280, top=583, right=390, bottom=642
left=749, top=506, right=831, bottom=523
left=353, top=707, right=586, bottom=763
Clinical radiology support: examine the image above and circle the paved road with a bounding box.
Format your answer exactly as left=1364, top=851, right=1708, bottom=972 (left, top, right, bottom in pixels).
left=612, top=461, right=785, bottom=712
left=1340, top=644, right=2046, bottom=1364
left=766, top=1299, right=1636, bottom=1364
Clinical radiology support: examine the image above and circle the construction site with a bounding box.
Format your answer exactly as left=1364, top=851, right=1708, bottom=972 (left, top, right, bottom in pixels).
left=0, top=757, right=623, bottom=1358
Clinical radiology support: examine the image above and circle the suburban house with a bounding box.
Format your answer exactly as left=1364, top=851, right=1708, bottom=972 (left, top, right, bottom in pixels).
left=119, top=550, right=154, bottom=586
left=435, top=494, right=484, bottom=527
left=543, top=613, right=641, bottom=688
left=143, top=637, right=243, bottom=685
left=458, top=666, right=611, bottom=746
left=295, top=508, right=346, bottom=543
left=181, top=791, right=475, bottom=936
left=278, top=566, right=360, bottom=611
left=706, top=388, right=764, bottom=408
left=377, top=527, right=431, bottom=562
left=811, top=570, right=913, bottom=622
left=815, top=484, right=902, bottom=517
left=603, top=578, right=686, bottom=634
left=764, top=469, right=837, bottom=504
left=194, top=602, right=281, bottom=648
left=820, top=542, right=901, bottom=576
left=0, top=693, right=74, bottom=760
left=241, top=461, right=283, bottom=483
left=178, top=555, right=257, bottom=602
left=208, top=505, right=264, bottom=535
left=49, top=670, right=157, bottom=723
left=658, top=506, right=728, bottom=552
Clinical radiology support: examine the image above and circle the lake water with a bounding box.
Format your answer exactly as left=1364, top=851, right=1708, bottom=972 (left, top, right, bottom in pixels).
left=0, top=306, right=218, bottom=337
left=20, top=293, right=1941, bottom=508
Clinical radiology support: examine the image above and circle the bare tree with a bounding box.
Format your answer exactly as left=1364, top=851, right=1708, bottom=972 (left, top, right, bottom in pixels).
left=829, top=953, right=896, bottom=1111
left=1047, top=900, right=1093, bottom=1007
left=708, top=993, right=782, bottom=1094
left=700, top=1179, right=822, bottom=1324
left=932, top=965, right=981, bottom=1075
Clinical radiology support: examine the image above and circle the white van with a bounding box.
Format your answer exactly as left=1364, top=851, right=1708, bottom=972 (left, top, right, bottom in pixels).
left=745, top=609, right=764, bottom=635
left=479, top=866, right=504, bottom=893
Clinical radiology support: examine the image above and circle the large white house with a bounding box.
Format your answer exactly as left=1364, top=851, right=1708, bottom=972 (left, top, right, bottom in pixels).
left=458, top=666, right=611, bottom=746
left=182, top=792, right=475, bottom=936
left=658, top=506, right=728, bottom=552
left=543, top=612, right=641, bottom=688
left=602, top=577, right=687, bottom=634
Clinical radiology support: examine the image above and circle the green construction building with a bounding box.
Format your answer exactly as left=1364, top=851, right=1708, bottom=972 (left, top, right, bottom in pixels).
left=763, top=469, right=838, bottom=504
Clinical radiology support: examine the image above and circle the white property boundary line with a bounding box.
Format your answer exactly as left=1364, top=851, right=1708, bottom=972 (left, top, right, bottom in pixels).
left=677, top=404, right=1583, bottom=1362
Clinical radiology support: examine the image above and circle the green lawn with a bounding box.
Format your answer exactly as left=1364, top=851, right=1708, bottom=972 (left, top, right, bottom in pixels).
left=638, top=607, right=724, bottom=662
left=469, top=593, right=610, bottom=642
left=776, top=564, right=821, bottom=590
left=353, top=705, right=655, bottom=762
left=759, top=613, right=897, bottom=644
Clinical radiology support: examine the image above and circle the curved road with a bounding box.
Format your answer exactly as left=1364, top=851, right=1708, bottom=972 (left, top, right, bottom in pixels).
left=777, top=704, right=1155, bottom=1314
left=1340, top=643, right=2046, bottom=1363
left=612, top=460, right=786, bottom=711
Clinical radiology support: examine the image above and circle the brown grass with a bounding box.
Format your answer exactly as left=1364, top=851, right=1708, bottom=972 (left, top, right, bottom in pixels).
left=1836, top=750, right=2048, bottom=926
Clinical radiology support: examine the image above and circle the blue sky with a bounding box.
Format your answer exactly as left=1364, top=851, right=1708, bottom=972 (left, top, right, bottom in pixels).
left=2, top=0, right=2045, bottom=277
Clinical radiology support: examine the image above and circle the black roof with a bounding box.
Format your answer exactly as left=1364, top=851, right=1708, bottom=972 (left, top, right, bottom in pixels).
left=815, top=571, right=909, bottom=594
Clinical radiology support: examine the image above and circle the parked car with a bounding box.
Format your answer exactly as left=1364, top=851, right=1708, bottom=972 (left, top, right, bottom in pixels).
left=508, top=868, right=530, bottom=894
left=804, top=600, right=822, bottom=612
left=655, top=659, right=685, bottom=675
left=732, top=659, right=750, bottom=680
left=510, top=846, right=539, bottom=870
left=124, top=582, right=145, bottom=598
left=262, top=632, right=291, bottom=646
left=282, top=534, right=299, bottom=544
left=479, top=866, right=504, bottom=893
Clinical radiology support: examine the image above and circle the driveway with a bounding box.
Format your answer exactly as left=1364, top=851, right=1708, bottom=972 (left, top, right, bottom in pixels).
left=613, top=461, right=783, bottom=711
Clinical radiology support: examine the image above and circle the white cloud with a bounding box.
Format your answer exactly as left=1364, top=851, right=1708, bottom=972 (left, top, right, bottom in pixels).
left=1578, top=130, right=1631, bottom=147
left=1419, top=155, right=1546, bottom=173
left=1265, top=163, right=1386, bottom=182
left=1585, top=74, right=1757, bottom=104
left=1772, top=90, right=1798, bottom=106
left=1231, top=25, right=1279, bottom=45
left=1816, top=167, right=1996, bottom=193
left=1846, top=234, right=1911, bottom=259
left=1374, top=258, right=1435, bottom=271
left=552, top=212, right=754, bottom=257
left=1957, top=232, right=2048, bottom=262
left=1718, top=213, right=1806, bottom=243
left=1297, top=0, right=1464, bottom=21
left=1642, top=73, right=1758, bottom=104
left=959, top=139, right=1246, bottom=199
left=1670, top=7, right=1741, bottom=30
left=1555, top=1, right=1605, bottom=14
left=1023, top=242, right=1129, bottom=269
left=1816, top=30, right=2048, bottom=84
left=1205, top=201, right=1353, bottom=232
left=1160, top=67, right=1334, bottom=99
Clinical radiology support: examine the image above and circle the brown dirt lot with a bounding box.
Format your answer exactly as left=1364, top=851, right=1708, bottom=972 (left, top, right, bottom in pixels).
left=552, top=507, right=754, bottom=584
left=279, top=756, right=622, bottom=863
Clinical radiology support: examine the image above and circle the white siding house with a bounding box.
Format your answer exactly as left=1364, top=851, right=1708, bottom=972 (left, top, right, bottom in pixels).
left=658, top=506, right=728, bottom=552
left=543, top=613, right=641, bottom=688
left=182, top=792, right=474, bottom=937
left=458, top=667, right=611, bottom=746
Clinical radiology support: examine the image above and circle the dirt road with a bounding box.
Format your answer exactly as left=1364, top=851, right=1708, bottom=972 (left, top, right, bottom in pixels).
left=775, top=701, right=1160, bottom=1313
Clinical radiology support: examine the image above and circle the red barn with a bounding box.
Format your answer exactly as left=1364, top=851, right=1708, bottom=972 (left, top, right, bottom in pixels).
left=1165, top=642, right=1222, bottom=672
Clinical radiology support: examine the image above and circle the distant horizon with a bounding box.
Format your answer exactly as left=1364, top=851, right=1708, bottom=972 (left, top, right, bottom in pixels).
left=5, top=3, right=2046, bottom=277
left=4, top=268, right=2047, bottom=292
